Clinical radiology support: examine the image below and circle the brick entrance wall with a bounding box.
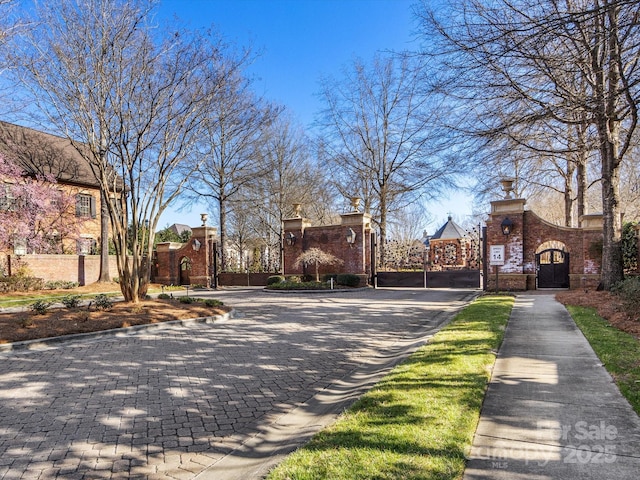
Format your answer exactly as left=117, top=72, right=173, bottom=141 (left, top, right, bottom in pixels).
left=486, top=195, right=603, bottom=291
left=155, top=226, right=216, bottom=287
left=283, top=211, right=372, bottom=285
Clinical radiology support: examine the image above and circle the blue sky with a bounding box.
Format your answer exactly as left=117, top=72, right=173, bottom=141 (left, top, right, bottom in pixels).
left=158, top=0, right=473, bottom=232
left=159, top=0, right=418, bottom=128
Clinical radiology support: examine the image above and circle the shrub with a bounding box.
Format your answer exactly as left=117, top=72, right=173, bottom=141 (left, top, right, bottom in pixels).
left=322, top=274, right=338, bottom=283
left=44, top=280, right=80, bottom=290
left=204, top=299, right=223, bottom=308
left=612, top=277, right=640, bottom=316
left=61, top=295, right=82, bottom=309
left=267, top=275, right=285, bottom=285
left=622, top=222, right=639, bottom=274
left=0, top=276, right=45, bottom=292
left=178, top=296, right=195, bottom=304
left=336, top=274, right=360, bottom=287
left=20, top=316, right=34, bottom=328
left=267, top=280, right=328, bottom=290
left=157, top=293, right=171, bottom=300
left=30, top=300, right=52, bottom=315
left=93, top=294, right=113, bottom=310
left=286, top=275, right=303, bottom=283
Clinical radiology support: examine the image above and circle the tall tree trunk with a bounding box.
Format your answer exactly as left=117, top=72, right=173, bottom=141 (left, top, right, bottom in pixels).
left=563, top=158, right=575, bottom=227
left=600, top=142, right=624, bottom=289
left=575, top=118, right=589, bottom=227
left=379, top=193, right=387, bottom=269
left=97, top=189, right=111, bottom=282
left=595, top=0, right=624, bottom=289
left=219, top=198, right=227, bottom=271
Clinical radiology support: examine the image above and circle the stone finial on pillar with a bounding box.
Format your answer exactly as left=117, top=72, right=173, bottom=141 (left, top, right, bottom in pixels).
left=500, top=178, right=515, bottom=199
left=350, top=197, right=361, bottom=212
left=292, top=203, right=302, bottom=218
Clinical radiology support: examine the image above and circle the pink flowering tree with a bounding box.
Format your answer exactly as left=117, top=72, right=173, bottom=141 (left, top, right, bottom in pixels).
left=0, top=157, right=81, bottom=255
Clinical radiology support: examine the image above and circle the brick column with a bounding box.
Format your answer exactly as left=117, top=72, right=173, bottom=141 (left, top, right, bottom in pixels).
left=340, top=212, right=372, bottom=275
left=283, top=217, right=311, bottom=276
left=487, top=198, right=527, bottom=290
left=189, top=226, right=217, bottom=287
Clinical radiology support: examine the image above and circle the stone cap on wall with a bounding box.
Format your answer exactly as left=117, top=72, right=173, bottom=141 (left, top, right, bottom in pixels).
left=340, top=212, right=372, bottom=228
left=490, top=198, right=526, bottom=216
left=283, top=217, right=312, bottom=231
left=579, top=213, right=603, bottom=230
left=156, top=242, right=184, bottom=252
left=191, top=226, right=217, bottom=238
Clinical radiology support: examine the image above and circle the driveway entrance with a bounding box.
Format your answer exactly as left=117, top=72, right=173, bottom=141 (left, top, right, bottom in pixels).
left=0, top=287, right=476, bottom=479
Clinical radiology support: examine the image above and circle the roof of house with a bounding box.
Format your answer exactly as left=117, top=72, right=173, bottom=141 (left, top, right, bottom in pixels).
left=170, top=224, right=192, bottom=236
left=430, top=216, right=468, bottom=241
left=0, top=121, right=102, bottom=189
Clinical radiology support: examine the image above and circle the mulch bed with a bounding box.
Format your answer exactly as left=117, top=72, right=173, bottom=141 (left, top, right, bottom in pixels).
left=0, top=299, right=230, bottom=344
left=555, top=290, right=640, bottom=339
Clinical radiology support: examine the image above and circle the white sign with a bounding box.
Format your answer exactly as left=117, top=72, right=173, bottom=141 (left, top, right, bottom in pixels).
left=490, top=245, right=505, bottom=266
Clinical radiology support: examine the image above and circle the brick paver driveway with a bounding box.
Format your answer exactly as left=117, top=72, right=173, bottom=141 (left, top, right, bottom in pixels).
left=0, top=287, right=477, bottom=479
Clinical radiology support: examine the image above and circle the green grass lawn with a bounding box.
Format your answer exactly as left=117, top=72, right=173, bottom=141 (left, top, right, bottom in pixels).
left=267, top=295, right=514, bottom=480
left=567, top=305, right=640, bottom=415
left=0, top=285, right=182, bottom=309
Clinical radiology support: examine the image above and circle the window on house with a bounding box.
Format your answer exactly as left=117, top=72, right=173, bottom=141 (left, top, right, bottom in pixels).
left=13, top=237, right=27, bottom=255
left=0, top=183, right=16, bottom=211
left=76, top=194, right=96, bottom=218
left=77, top=237, right=97, bottom=255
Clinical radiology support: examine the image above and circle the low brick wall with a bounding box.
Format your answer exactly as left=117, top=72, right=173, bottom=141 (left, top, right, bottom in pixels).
left=486, top=273, right=528, bottom=291
left=218, top=273, right=275, bottom=287
left=10, top=254, right=119, bottom=285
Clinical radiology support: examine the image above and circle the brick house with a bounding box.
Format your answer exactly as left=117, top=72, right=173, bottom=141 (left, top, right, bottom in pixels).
left=0, top=122, right=123, bottom=285
left=0, top=121, right=104, bottom=256
left=426, top=216, right=473, bottom=271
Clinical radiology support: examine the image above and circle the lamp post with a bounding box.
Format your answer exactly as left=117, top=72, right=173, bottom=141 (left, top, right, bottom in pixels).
left=346, top=228, right=356, bottom=247
left=285, top=232, right=296, bottom=246
left=501, top=217, right=514, bottom=236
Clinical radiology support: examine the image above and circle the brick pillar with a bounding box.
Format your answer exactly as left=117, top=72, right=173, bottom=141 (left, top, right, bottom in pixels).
left=487, top=197, right=527, bottom=290
left=283, top=217, right=311, bottom=276
left=340, top=212, right=372, bottom=275
left=189, top=226, right=217, bottom=287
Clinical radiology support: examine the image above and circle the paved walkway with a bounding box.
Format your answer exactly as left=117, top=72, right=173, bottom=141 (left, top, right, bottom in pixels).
left=464, top=294, right=640, bottom=480
left=0, top=287, right=476, bottom=479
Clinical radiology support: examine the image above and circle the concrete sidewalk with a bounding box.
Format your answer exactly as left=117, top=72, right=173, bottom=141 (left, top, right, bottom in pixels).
left=464, top=294, right=640, bottom=480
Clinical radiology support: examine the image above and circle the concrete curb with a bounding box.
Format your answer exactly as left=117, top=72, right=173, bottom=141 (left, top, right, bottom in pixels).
left=0, top=308, right=236, bottom=354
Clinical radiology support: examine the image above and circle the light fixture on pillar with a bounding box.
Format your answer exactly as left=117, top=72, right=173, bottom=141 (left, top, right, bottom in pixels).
left=501, top=217, right=514, bottom=236
left=192, top=239, right=201, bottom=251
left=200, top=213, right=208, bottom=226
left=346, top=227, right=357, bottom=246
left=285, top=232, right=296, bottom=246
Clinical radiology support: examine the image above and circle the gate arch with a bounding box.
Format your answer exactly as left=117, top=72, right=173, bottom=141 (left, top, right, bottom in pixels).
left=179, top=256, right=191, bottom=285
left=536, top=241, right=569, bottom=289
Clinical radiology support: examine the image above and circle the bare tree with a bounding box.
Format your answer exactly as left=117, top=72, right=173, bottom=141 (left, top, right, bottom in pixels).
left=239, top=113, right=337, bottom=272
left=294, top=248, right=342, bottom=282
left=317, top=53, right=458, bottom=265
left=13, top=0, right=240, bottom=301
left=184, top=67, right=279, bottom=272
left=418, top=0, right=640, bottom=288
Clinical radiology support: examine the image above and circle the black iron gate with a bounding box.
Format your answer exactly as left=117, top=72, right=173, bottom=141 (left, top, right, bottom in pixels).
left=376, top=270, right=481, bottom=288
left=536, top=249, right=569, bottom=289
